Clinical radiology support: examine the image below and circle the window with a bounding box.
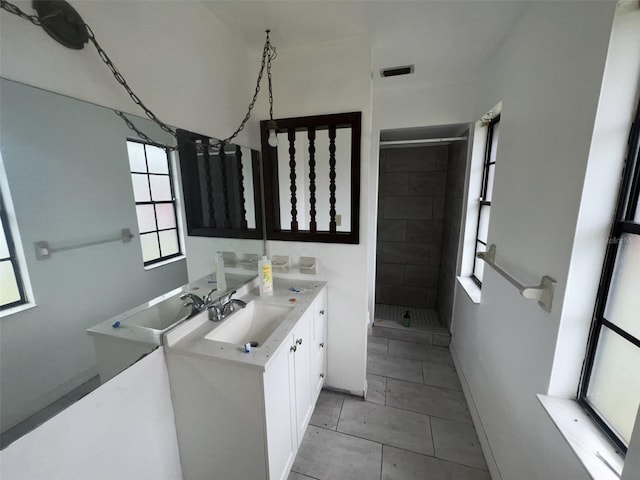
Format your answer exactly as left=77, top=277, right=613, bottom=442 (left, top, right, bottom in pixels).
left=472, top=115, right=500, bottom=285
left=579, top=98, right=640, bottom=453
left=0, top=192, right=27, bottom=309
left=127, top=140, right=182, bottom=265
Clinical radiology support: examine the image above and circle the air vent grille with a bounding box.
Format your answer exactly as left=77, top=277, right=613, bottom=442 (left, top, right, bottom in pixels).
left=380, top=65, right=414, bottom=78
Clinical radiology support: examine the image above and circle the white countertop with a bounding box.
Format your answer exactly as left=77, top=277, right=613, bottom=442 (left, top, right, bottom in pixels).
left=164, top=278, right=327, bottom=371
left=86, top=272, right=258, bottom=345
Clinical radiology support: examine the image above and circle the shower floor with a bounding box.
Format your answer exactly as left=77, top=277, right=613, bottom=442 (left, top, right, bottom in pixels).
left=373, top=303, right=450, bottom=345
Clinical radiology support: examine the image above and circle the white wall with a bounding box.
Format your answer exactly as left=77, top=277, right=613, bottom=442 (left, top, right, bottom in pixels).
left=450, top=2, right=623, bottom=479
left=261, top=37, right=373, bottom=395
left=0, top=348, right=182, bottom=480
left=0, top=0, right=257, bottom=431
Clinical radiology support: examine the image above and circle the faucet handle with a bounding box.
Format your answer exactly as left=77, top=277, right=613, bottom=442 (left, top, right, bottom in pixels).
left=204, top=288, right=217, bottom=303
left=218, top=290, right=237, bottom=305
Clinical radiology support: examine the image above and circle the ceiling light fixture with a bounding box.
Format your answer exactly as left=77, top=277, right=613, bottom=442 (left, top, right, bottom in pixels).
left=1, top=0, right=278, bottom=149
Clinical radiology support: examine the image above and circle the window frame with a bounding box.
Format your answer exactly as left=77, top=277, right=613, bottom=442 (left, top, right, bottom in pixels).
left=0, top=192, right=27, bottom=310
left=472, top=114, right=500, bottom=286
left=127, top=139, right=183, bottom=267
left=260, top=112, right=362, bottom=244
left=578, top=97, right=640, bottom=454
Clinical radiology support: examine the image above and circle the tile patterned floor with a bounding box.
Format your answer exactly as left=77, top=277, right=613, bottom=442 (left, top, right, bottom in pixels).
left=288, top=337, right=490, bottom=480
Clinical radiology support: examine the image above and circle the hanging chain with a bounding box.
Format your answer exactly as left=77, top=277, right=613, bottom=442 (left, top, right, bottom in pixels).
left=0, top=0, right=41, bottom=25
left=84, top=24, right=178, bottom=139
left=223, top=30, right=277, bottom=145
left=1, top=0, right=277, bottom=150
left=114, top=110, right=174, bottom=148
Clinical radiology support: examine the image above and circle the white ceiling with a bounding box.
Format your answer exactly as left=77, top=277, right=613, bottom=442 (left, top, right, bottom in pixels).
left=202, top=0, right=529, bottom=89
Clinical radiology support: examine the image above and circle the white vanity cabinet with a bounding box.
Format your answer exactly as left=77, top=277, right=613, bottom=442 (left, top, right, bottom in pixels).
left=165, top=283, right=327, bottom=480
left=264, top=307, right=313, bottom=479
left=310, top=286, right=328, bottom=402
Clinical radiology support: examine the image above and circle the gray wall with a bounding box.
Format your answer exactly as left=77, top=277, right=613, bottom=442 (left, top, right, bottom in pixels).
left=437, top=137, right=468, bottom=328
left=376, top=146, right=448, bottom=309
left=0, top=79, right=188, bottom=431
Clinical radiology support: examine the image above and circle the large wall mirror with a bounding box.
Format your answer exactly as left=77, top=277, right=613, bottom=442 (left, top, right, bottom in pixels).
left=0, top=77, right=265, bottom=448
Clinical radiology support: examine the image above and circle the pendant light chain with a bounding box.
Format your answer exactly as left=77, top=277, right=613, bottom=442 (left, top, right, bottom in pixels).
left=224, top=30, right=277, bottom=145
left=83, top=23, right=178, bottom=140
left=1, top=0, right=277, bottom=149
left=0, top=0, right=41, bottom=25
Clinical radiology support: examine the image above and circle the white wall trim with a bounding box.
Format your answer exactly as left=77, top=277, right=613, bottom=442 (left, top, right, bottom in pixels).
left=538, top=395, right=624, bottom=480
left=450, top=341, right=502, bottom=480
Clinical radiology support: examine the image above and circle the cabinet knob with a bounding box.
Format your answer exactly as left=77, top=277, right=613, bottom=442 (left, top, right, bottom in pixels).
left=319, top=310, right=325, bottom=315
left=290, top=345, right=297, bottom=353
left=320, top=373, right=325, bottom=378
left=296, top=338, right=303, bottom=345
left=319, top=342, right=325, bottom=348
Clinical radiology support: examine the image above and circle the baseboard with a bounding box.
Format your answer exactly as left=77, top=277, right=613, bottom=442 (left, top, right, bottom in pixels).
left=322, top=384, right=365, bottom=400
left=450, top=341, right=502, bottom=480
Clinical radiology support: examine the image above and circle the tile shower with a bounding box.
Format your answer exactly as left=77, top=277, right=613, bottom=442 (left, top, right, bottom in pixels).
left=375, top=139, right=467, bottom=331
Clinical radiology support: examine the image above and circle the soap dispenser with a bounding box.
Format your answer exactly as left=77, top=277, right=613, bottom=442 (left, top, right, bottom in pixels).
left=259, top=255, right=273, bottom=296
left=215, top=252, right=227, bottom=291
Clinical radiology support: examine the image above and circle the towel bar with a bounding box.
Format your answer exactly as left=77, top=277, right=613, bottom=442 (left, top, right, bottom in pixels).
left=34, top=228, right=134, bottom=260
left=477, top=244, right=556, bottom=313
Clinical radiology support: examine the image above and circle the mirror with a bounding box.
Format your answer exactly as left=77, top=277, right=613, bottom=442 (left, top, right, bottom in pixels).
left=177, top=128, right=263, bottom=239
left=0, top=77, right=264, bottom=448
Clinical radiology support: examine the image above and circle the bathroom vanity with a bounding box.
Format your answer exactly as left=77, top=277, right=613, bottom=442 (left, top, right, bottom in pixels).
left=164, top=279, right=328, bottom=480
left=86, top=272, right=256, bottom=382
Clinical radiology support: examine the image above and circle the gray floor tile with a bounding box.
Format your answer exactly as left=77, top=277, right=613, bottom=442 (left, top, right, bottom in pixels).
left=338, top=398, right=434, bottom=456
left=288, top=472, right=319, bottom=480
left=388, top=339, right=454, bottom=366
left=431, top=417, right=488, bottom=470
left=422, top=361, right=461, bottom=391
left=386, top=378, right=471, bottom=424
left=309, top=390, right=346, bottom=430
left=382, top=445, right=491, bottom=480
left=366, top=373, right=386, bottom=405
left=368, top=351, right=424, bottom=383
left=373, top=325, right=434, bottom=345
left=293, top=425, right=382, bottom=480
left=368, top=335, right=389, bottom=355
left=433, top=334, right=451, bottom=347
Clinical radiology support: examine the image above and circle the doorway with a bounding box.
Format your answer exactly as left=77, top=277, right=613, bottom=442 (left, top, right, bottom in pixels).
left=374, top=124, right=469, bottom=343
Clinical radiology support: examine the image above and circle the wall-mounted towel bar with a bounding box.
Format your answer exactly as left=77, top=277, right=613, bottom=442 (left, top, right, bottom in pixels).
left=34, top=228, right=134, bottom=260
left=477, top=244, right=556, bottom=313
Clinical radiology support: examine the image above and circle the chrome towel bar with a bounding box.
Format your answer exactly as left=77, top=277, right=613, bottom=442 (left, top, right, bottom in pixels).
left=34, top=228, right=134, bottom=260
left=477, top=244, right=556, bottom=313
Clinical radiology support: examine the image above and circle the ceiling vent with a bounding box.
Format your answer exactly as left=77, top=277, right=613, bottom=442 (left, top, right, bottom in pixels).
left=380, top=65, right=414, bottom=78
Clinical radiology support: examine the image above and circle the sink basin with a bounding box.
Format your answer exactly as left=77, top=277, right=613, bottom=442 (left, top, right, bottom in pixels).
left=204, top=302, right=293, bottom=347
left=124, top=294, right=192, bottom=333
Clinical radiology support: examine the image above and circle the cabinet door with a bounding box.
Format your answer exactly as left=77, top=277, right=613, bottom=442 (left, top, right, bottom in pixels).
left=311, top=288, right=328, bottom=401
left=264, top=341, right=296, bottom=480
left=292, top=309, right=313, bottom=446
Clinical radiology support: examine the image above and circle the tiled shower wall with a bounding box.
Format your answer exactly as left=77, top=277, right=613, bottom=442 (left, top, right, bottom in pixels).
left=376, top=146, right=449, bottom=309
left=437, top=137, right=468, bottom=328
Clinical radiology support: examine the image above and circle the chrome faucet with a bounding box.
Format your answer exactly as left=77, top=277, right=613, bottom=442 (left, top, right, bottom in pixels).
left=208, top=290, right=246, bottom=322
left=181, top=288, right=216, bottom=316
left=207, top=302, right=223, bottom=322
left=221, top=290, right=247, bottom=316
